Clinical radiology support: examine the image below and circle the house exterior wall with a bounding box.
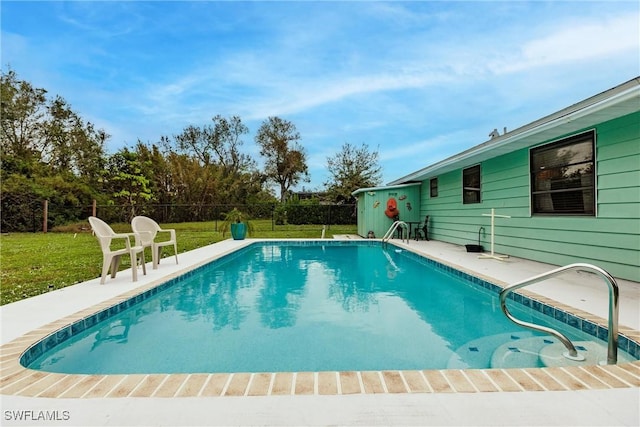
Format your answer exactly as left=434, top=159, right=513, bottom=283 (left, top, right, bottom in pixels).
left=420, top=111, right=640, bottom=281
left=356, top=185, right=422, bottom=238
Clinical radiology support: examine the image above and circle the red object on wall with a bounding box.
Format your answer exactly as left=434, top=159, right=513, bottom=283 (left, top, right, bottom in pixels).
left=384, top=198, right=399, bottom=218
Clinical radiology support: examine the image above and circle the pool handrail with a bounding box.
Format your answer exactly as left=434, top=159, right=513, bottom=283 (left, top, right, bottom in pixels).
left=499, top=263, right=619, bottom=364
left=382, top=221, right=409, bottom=244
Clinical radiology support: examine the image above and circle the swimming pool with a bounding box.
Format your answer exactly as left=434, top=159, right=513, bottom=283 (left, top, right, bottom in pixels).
left=22, top=241, right=637, bottom=375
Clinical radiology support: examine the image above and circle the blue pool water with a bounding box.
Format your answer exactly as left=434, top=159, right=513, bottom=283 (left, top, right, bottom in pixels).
left=25, top=242, right=631, bottom=374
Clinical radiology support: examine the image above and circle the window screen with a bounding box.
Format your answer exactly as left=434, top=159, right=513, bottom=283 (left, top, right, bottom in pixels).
left=430, top=177, right=438, bottom=198
left=530, top=131, right=595, bottom=215
left=463, top=165, right=481, bottom=204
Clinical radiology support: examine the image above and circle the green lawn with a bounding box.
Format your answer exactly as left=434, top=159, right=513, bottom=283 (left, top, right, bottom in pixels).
left=0, top=221, right=357, bottom=305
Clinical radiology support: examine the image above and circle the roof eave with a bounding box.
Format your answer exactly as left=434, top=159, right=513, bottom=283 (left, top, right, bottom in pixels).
left=351, top=182, right=421, bottom=197
left=388, top=77, right=640, bottom=185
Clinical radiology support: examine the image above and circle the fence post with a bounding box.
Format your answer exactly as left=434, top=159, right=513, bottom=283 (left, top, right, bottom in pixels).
left=92, top=199, right=97, bottom=217
left=272, top=203, right=275, bottom=231
left=42, top=199, right=48, bottom=233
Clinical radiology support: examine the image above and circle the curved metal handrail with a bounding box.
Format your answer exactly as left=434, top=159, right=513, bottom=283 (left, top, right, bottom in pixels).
left=499, top=263, right=619, bottom=364
left=382, top=221, right=408, bottom=244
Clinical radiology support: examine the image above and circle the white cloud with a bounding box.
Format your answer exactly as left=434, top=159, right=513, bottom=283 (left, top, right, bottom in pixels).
left=7, top=0, right=636, bottom=192
left=491, top=13, right=640, bottom=74
left=55, top=1, right=143, bottom=38
left=379, top=130, right=476, bottom=164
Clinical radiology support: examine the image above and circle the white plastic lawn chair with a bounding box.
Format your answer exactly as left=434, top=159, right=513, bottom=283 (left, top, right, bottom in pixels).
left=131, top=216, right=178, bottom=270
left=88, top=216, right=147, bottom=284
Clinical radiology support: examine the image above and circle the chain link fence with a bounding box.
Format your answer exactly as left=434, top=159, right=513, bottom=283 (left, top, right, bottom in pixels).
left=1, top=201, right=356, bottom=233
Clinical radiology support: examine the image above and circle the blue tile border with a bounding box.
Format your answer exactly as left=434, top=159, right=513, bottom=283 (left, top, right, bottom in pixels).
left=397, top=244, right=640, bottom=360
left=19, top=240, right=640, bottom=367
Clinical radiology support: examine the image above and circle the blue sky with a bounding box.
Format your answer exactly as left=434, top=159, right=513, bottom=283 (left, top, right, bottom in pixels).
left=3, top=1, right=639, bottom=193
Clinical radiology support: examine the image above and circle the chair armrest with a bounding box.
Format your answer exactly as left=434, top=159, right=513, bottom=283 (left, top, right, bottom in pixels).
left=133, top=231, right=154, bottom=246
left=112, top=232, right=136, bottom=249
left=158, top=228, right=176, bottom=241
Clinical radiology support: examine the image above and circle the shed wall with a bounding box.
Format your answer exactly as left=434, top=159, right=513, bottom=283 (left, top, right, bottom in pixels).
left=356, top=186, right=421, bottom=238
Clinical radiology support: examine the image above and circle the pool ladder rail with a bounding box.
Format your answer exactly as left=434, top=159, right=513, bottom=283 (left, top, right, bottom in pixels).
left=500, top=263, right=619, bottom=365
left=382, top=221, right=409, bottom=244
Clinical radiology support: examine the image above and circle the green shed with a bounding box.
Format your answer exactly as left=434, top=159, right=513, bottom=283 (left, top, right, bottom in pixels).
left=352, top=183, right=422, bottom=239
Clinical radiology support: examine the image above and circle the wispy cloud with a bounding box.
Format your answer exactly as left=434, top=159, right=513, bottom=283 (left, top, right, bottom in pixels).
left=491, top=13, right=639, bottom=74
left=3, top=1, right=638, bottom=188
left=55, top=2, right=144, bottom=38
left=137, top=6, right=639, bottom=128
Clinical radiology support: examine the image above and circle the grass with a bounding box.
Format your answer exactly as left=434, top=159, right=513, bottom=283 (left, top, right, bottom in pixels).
left=0, top=220, right=357, bottom=305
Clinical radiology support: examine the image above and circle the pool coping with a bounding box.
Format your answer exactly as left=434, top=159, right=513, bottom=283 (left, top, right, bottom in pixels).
left=2, top=239, right=640, bottom=398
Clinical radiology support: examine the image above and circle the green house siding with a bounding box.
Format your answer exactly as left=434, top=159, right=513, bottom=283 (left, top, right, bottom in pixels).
left=421, top=111, right=640, bottom=281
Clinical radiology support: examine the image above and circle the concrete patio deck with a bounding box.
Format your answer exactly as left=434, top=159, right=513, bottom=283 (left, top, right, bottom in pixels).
left=1, top=238, right=639, bottom=426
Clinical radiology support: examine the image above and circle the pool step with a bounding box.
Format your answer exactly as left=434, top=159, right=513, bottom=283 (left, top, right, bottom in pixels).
left=537, top=340, right=634, bottom=367
left=447, top=332, right=536, bottom=369
left=490, top=336, right=557, bottom=369
left=490, top=337, right=635, bottom=368
left=448, top=334, right=634, bottom=369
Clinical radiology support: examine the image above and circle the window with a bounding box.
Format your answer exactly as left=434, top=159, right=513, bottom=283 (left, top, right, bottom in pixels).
left=463, top=165, right=481, bottom=204
left=430, top=177, right=438, bottom=197
left=530, top=131, right=595, bottom=215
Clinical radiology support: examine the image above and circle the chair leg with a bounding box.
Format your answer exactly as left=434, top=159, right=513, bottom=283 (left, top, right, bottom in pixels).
left=101, top=255, right=112, bottom=284
left=173, top=242, right=178, bottom=264
left=149, top=245, right=156, bottom=269
left=110, top=256, right=121, bottom=279
left=101, top=255, right=121, bottom=284
left=130, top=250, right=146, bottom=282
left=140, top=251, right=147, bottom=276
left=154, top=246, right=161, bottom=269
left=130, top=251, right=138, bottom=282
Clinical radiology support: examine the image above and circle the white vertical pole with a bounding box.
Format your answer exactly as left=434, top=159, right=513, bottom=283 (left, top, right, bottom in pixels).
left=480, top=208, right=510, bottom=260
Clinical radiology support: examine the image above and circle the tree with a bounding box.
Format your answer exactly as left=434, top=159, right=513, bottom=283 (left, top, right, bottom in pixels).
left=102, top=148, right=153, bottom=219
left=325, top=142, right=382, bottom=203
left=1, top=69, right=106, bottom=181
left=1, top=69, right=285, bottom=229
left=135, top=140, right=174, bottom=205
left=41, top=95, right=106, bottom=183
left=1, top=68, right=108, bottom=230
left=171, top=115, right=269, bottom=209
left=174, top=115, right=254, bottom=173
left=255, top=116, right=309, bottom=202
left=1, top=68, right=48, bottom=176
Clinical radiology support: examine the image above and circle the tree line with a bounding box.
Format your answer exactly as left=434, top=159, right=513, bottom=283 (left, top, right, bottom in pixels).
left=1, top=69, right=382, bottom=231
